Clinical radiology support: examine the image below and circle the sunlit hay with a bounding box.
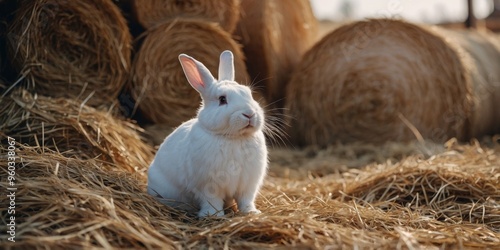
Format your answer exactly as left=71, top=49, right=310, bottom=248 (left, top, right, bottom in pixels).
left=286, top=19, right=500, bottom=146
left=130, top=19, right=254, bottom=127
left=132, top=0, right=240, bottom=33
left=6, top=0, right=131, bottom=108
left=0, top=89, right=153, bottom=174
left=1, top=142, right=499, bottom=248
left=0, top=145, right=183, bottom=249
left=235, top=0, right=318, bottom=110
left=338, top=141, right=500, bottom=231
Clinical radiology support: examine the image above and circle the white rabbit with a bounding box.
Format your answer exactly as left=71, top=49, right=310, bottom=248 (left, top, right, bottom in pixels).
left=147, top=50, right=268, bottom=217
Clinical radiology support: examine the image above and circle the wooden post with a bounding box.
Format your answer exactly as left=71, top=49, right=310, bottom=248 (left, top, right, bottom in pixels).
left=465, top=0, right=477, bottom=29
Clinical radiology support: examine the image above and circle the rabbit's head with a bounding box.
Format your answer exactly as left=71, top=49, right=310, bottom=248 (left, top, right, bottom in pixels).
left=179, top=50, right=264, bottom=138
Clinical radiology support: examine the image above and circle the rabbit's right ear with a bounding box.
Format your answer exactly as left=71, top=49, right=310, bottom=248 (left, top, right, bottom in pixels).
left=179, top=54, right=215, bottom=94
left=218, top=50, right=234, bottom=81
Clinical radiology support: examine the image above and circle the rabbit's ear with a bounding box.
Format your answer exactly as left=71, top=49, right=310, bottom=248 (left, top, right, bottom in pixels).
left=179, top=54, right=215, bottom=94
left=218, top=50, right=234, bottom=81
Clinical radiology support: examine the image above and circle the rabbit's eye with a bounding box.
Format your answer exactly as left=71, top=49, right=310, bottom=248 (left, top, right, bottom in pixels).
left=219, top=96, right=227, bottom=105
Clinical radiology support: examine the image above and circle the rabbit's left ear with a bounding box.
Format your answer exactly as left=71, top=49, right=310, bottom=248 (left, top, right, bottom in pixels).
left=218, top=50, right=234, bottom=81
left=179, top=54, right=215, bottom=95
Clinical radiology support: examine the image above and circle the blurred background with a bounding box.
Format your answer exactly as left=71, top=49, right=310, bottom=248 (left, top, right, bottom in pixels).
left=311, top=0, right=494, bottom=23
left=308, top=0, right=500, bottom=47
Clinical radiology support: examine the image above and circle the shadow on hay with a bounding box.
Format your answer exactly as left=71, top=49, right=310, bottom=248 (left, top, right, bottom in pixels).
left=0, top=0, right=18, bottom=87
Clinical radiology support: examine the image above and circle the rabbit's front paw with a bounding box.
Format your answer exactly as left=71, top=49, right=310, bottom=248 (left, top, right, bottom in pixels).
left=237, top=201, right=260, bottom=214
left=244, top=209, right=261, bottom=215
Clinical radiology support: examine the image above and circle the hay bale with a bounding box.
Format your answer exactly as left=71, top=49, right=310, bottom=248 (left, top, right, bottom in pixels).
left=132, top=0, right=240, bottom=33
left=441, top=30, right=500, bottom=138
left=0, top=89, right=154, bottom=174
left=130, top=19, right=252, bottom=127
left=286, top=19, right=500, bottom=146
left=234, top=0, right=318, bottom=109
left=6, top=0, right=132, bottom=108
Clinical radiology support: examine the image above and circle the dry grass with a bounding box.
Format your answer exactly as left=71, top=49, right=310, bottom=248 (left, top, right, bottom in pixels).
left=1, top=137, right=499, bottom=249
left=129, top=19, right=252, bottom=127
left=286, top=19, right=500, bottom=146
left=132, top=0, right=240, bottom=33
left=5, top=0, right=131, bottom=108
left=0, top=89, right=154, bottom=174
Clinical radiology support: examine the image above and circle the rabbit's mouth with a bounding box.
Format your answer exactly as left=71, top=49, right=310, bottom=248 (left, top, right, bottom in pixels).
left=242, top=125, right=253, bottom=132
left=239, top=123, right=257, bottom=136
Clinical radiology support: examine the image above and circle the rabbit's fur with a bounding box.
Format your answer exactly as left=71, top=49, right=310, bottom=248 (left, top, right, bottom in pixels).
left=147, top=51, right=267, bottom=217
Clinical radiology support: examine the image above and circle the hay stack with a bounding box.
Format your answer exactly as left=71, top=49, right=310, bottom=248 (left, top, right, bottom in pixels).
left=7, top=0, right=132, bottom=108
left=286, top=19, right=500, bottom=146
left=130, top=19, right=252, bottom=127
left=132, top=0, right=240, bottom=33
left=234, top=0, right=318, bottom=109
left=0, top=89, right=154, bottom=174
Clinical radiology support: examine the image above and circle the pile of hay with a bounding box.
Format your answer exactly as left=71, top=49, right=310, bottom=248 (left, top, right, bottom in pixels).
left=132, top=0, right=240, bottom=33
left=130, top=19, right=252, bottom=127
left=6, top=0, right=132, bottom=108
left=235, top=0, right=318, bottom=109
left=0, top=89, right=153, bottom=174
left=1, top=139, right=499, bottom=248
left=286, top=19, right=500, bottom=146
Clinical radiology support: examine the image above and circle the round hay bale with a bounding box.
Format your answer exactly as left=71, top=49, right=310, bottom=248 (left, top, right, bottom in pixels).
left=130, top=19, right=252, bottom=127
left=0, top=89, right=154, bottom=174
left=132, top=0, right=240, bottom=33
left=286, top=19, right=500, bottom=146
left=6, top=0, right=132, bottom=108
left=234, top=0, right=318, bottom=109
left=440, top=29, right=500, bottom=138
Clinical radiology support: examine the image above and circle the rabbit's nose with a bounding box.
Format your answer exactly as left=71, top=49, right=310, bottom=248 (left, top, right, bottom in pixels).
left=243, top=113, right=255, bottom=119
